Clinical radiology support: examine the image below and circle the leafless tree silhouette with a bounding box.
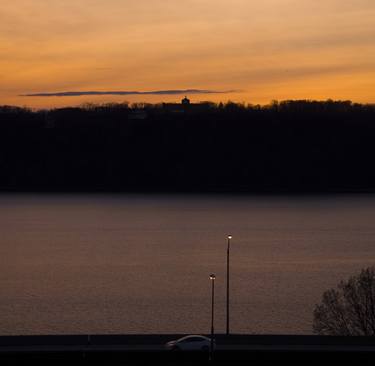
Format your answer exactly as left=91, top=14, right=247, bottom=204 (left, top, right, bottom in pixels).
left=313, top=267, right=375, bottom=335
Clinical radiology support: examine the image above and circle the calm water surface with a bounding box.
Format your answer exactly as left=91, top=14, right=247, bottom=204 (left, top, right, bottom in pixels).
left=1, top=194, right=375, bottom=335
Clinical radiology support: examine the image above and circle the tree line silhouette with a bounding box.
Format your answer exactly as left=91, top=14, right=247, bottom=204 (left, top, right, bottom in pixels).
left=1, top=100, right=375, bottom=192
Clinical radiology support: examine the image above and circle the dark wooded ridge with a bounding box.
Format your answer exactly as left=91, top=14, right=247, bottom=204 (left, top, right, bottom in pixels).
left=1, top=100, right=375, bottom=192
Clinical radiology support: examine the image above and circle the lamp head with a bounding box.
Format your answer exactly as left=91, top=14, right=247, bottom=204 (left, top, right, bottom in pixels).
left=209, top=274, right=216, bottom=280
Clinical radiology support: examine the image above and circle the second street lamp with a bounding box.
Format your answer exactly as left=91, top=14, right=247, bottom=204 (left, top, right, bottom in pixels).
left=209, top=273, right=216, bottom=359
left=226, top=235, right=232, bottom=335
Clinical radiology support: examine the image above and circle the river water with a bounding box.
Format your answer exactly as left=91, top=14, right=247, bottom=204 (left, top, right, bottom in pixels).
left=1, top=194, right=374, bottom=335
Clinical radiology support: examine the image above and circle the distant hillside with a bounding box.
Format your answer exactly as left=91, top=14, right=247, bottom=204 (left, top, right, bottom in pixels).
left=1, top=100, right=375, bottom=193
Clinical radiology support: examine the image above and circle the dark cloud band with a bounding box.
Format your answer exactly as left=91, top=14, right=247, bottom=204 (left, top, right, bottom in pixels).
left=21, top=89, right=235, bottom=97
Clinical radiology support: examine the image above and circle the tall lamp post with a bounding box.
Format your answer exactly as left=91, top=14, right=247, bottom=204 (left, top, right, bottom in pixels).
left=226, top=235, right=232, bottom=335
left=209, top=274, right=216, bottom=360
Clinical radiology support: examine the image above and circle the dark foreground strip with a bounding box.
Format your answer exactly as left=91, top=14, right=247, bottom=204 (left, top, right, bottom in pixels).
left=1, top=335, right=375, bottom=365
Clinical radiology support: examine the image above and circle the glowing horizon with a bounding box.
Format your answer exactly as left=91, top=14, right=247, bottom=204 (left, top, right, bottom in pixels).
left=1, top=0, right=375, bottom=108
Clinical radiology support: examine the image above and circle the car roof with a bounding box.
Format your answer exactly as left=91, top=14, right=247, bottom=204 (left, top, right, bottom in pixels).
left=177, top=335, right=210, bottom=342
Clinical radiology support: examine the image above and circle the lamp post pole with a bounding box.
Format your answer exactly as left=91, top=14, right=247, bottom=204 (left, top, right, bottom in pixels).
left=210, top=274, right=216, bottom=360
left=226, top=235, right=232, bottom=335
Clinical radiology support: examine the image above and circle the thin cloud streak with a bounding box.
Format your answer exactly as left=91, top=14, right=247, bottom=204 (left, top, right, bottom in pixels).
left=21, top=89, right=236, bottom=97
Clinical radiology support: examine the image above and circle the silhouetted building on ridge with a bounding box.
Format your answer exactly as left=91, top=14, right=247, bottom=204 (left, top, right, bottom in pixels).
left=159, top=97, right=218, bottom=115
left=161, top=96, right=191, bottom=113
left=181, top=96, right=190, bottom=105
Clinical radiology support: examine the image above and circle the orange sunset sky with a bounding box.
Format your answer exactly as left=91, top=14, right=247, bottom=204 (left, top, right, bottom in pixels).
left=1, top=0, right=375, bottom=109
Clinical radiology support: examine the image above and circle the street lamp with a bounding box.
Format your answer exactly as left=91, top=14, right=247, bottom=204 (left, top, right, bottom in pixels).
left=209, top=273, right=216, bottom=359
left=226, top=235, right=232, bottom=335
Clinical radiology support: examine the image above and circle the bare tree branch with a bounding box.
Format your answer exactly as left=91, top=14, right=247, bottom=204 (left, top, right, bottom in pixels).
left=314, top=267, right=375, bottom=336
